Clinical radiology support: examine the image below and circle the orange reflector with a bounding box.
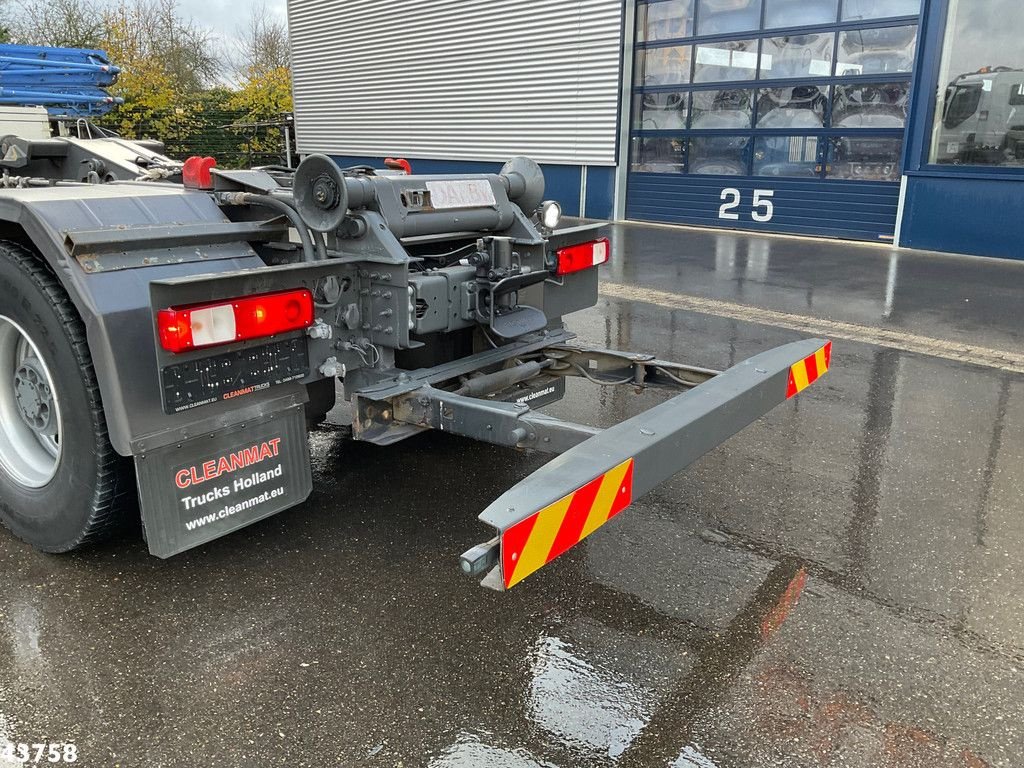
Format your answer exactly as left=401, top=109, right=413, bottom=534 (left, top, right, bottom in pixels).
left=786, top=341, right=832, bottom=399
left=501, top=458, right=634, bottom=589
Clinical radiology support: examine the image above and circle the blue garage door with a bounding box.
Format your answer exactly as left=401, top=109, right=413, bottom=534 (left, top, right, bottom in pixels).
left=626, top=0, right=922, bottom=241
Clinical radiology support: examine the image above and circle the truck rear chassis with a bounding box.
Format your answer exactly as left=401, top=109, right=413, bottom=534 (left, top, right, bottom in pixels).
left=353, top=336, right=830, bottom=589
left=0, top=114, right=832, bottom=588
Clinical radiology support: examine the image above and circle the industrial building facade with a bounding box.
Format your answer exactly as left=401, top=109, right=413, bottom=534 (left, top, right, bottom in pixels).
left=288, top=0, right=1023, bottom=260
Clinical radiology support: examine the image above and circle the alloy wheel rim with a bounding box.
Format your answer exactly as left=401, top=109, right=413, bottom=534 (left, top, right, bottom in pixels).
left=0, top=315, right=62, bottom=488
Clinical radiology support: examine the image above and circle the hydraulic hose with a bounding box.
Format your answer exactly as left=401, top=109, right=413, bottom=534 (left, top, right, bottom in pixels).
left=216, top=191, right=317, bottom=263
left=454, top=360, right=554, bottom=397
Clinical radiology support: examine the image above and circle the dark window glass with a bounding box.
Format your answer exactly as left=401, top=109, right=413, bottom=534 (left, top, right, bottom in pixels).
left=633, top=92, right=691, bottom=130
left=694, top=39, right=759, bottom=82
left=941, top=84, right=983, bottom=128
left=635, top=45, right=693, bottom=87
left=828, top=136, right=902, bottom=180
left=629, top=0, right=929, bottom=182
left=764, top=0, right=838, bottom=28
left=637, top=0, right=695, bottom=42
left=930, top=0, right=1024, bottom=167
left=631, top=136, right=687, bottom=173
left=757, top=86, right=826, bottom=128
left=696, top=0, right=762, bottom=36
left=760, top=34, right=834, bottom=79
left=832, top=82, right=910, bottom=128
left=842, top=0, right=920, bottom=21
left=754, top=135, right=821, bottom=177
left=691, top=88, right=755, bottom=128
left=689, top=135, right=750, bottom=175
left=836, top=26, right=917, bottom=76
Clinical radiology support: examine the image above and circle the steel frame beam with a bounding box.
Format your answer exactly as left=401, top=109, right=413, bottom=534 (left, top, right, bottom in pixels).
left=393, top=385, right=602, bottom=455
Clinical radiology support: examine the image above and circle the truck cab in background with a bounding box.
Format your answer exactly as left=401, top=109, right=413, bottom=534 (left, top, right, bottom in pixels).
left=935, top=70, right=1024, bottom=166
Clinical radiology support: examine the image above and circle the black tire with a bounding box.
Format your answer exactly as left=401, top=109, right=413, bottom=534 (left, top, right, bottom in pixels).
left=0, top=241, right=132, bottom=551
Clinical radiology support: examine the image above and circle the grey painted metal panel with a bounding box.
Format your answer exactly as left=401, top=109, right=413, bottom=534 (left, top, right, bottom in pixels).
left=287, top=0, right=624, bottom=165
left=0, top=185, right=284, bottom=456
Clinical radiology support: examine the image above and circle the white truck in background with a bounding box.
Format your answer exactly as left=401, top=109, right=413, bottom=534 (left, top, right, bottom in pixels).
left=934, top=69, right=1024, bottom=165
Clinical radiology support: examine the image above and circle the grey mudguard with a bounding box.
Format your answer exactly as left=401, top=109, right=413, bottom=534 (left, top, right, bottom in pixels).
left=0, top=183, right=295, bottom=457
left=135, top=402, right=312, bottom=557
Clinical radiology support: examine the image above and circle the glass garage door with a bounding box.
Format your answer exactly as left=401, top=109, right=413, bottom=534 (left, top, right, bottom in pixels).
left=626, top=0, right=922, bottom=241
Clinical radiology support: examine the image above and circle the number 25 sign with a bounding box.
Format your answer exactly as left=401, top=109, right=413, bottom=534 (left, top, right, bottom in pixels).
left=718, top=188, right=775, bottom=223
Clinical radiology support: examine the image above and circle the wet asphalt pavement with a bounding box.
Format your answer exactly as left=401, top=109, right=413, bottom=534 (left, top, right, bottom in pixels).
left=2, top=223, right=1023, bottom=767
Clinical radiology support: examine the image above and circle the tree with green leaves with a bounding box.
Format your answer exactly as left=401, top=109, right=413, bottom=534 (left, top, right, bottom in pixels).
left=5, top=0, right=294, bottom=167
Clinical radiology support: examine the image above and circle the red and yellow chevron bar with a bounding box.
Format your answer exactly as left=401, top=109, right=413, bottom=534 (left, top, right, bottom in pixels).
left=501, top=458, right=635, bottom=589
left=786, top=341, right=832, bottom=399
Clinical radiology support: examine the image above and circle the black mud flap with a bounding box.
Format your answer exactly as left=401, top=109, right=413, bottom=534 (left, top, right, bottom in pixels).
left=134, top=405, right=313, bottom=557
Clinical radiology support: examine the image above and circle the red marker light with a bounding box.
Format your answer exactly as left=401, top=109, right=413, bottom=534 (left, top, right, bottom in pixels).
left=157, top=289, right=314, bottom=353
left=555, top=237, right=611, bottom=276
left=182, top=156, right=217, bottom=189
left=384, top=157, right=412, bottom=174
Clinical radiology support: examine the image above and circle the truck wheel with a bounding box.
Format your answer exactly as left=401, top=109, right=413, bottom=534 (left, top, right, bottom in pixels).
left=0, top=241, right=131, bottom=551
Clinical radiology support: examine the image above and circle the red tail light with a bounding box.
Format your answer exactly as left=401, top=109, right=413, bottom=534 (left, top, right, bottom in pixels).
left=555, top=238, right=610, bottom=276
left=158, top=289, right=315, bottom=353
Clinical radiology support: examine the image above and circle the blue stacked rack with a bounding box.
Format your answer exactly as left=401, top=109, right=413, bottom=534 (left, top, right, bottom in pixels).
left=0, top=43, right=123, bottom=117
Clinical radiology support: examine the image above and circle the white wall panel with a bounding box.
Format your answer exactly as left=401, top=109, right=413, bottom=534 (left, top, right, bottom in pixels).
left=288, top=0, right=624, bottom=165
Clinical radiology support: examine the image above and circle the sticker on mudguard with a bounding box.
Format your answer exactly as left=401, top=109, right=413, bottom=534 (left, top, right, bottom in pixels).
left=134, top=405, right=312, bottom=558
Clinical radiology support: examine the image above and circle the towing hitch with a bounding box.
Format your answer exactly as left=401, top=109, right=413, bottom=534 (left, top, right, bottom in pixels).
left=356, top=337, right=832, bottom=590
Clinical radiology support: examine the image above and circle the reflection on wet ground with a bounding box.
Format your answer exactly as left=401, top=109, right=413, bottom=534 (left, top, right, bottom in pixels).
left=1, top=225, right=1023, bottom=767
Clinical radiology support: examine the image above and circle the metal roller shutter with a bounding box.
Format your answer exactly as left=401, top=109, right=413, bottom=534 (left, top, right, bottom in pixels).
left=287, top=0, right=624, bottom=165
